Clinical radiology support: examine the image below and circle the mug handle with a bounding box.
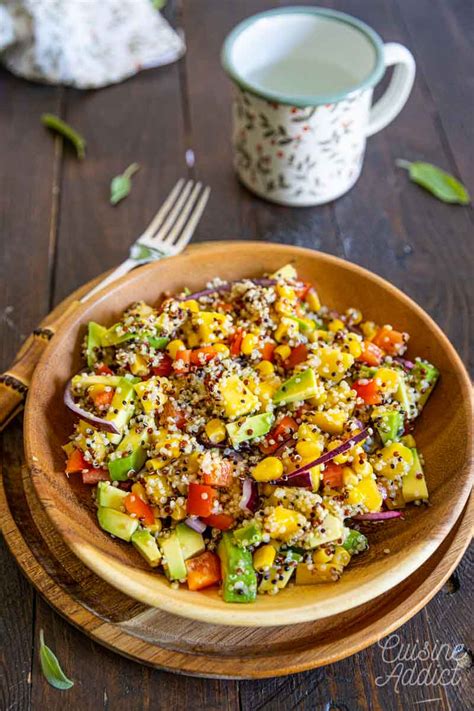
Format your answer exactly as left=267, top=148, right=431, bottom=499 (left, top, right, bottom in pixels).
left=366, top=42, right=416, bottom=137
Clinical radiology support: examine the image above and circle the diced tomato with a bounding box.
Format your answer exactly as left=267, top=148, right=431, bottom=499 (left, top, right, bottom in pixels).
left=372, top=326, right=406, bottom=356
left=229, top=328, right=244, bottom=356
left=186, top=551, right=221, bottom=591
left=95, top=363, right=114, bottom=376
left=202, top=459, right=233, bottom=487
left=124, top=493, right=155, bottom=525
left=152, top=353, right=173, bottom=377
left=353, top=379, right=382, bottom=405
left=190, top=346, right=218, bottom=366
left=260, top=342, right=276, bottom=362
left=260, top=415, right=298, bottom=455
left=88, top=385, right=114, bottom=409
left=286, top=343, right=308, bottom=369
left=321, top=462, right=344, bottom=488
left=161, top=400, right=187, bottom=430
left=174, top=349, right=192, bottom=373
left=82, top=468, right=110, bottom=485
left=65, top=448, right=87, bottom=474
left=295, top=282, right=312, bottom=300
left=202, top=513, right=234, bottom=530
left=357, top=341, right=384, bottom=366
left=186, top=483, right=218, bottom=517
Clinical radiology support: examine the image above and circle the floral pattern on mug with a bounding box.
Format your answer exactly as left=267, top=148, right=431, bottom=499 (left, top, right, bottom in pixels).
left=232, top=89, right=372, bottom=206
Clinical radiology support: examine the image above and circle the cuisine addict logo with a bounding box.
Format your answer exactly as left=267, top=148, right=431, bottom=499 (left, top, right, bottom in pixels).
left=375, top=634, right=470, bottom=695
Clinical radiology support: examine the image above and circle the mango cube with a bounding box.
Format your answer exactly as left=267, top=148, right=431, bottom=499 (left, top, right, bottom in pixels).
left=219, top=374, right=259, bottom=418
left=265, top=506, right=305, bottom=541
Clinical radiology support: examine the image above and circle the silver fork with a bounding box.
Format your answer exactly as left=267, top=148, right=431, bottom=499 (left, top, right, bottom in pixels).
left=85, top=179, right=210, bottom=301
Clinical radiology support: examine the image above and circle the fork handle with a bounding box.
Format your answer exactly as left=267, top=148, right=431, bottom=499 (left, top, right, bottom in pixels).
left=0, top=300, right=81, bottom=432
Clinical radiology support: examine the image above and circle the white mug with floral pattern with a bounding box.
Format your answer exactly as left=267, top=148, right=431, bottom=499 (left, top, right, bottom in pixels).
left=222, top=7, right=415, bottom=206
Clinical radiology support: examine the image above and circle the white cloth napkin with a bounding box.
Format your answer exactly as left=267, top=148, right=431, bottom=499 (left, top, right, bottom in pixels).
left=0, top=0, right=185, bottom=89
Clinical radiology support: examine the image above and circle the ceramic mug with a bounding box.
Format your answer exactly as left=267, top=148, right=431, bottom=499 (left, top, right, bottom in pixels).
left=221, top=7, right=416, bottom=206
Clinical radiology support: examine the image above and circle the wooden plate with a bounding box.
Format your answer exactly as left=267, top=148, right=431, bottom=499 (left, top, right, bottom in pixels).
left=24, top=242, right=473, bottom=627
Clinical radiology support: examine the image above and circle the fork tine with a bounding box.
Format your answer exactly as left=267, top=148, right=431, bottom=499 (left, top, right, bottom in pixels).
left=140, top=178, right=185, bottom=243
left=172, top=186, right=211, bottom=253
left=163, top=182, right=202, bottom=247
left=148, top=180, right=194, bottom=245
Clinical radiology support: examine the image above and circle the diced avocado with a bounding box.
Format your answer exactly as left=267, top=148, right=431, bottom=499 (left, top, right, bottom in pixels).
left=176, top=522, right=205, bottom=560
left=131, top=529, right=161, bottom=567
left=410, top=360, right=439, bottom=411
left=287, top=315, right=315, bottom=334
left=402, top=448, right=429, bottom=502
left=144, top=334, right=169, bottom=350
left=394, top=376, right=415, bottom=418
left=86, top=322, right=107, bottom=367
left=356, top=365, right=377, bottom=379
left=271, top=264, right=297, bottom=280
left=101, top=323, right=136, bottom=347
left=373, top=409, right=404, bottom=445
left=401, top=434, right=416, bottom=448
left=108, top=425, right=149, bottom=481
left=273, top=368, right=318, bottom=406
left=97, top=506, right=138, bottom=541
left=226, top=412, right=274, bottom=447
left=342, top=529, right=368, bottom=555
left=72, top=373, right=122, bottom=389
left=233, top=521, right=262, bottom=548
left=258, top=548, right=302, bottom=593
left=218, top=532, right=257, bottom=603
left=306, top=513, right=343, bottom=548
left=105, top=378, right=136, bottom=439
left=159, top=532, right=187, bottom=580
left=97, top=481, right=128, bottom=510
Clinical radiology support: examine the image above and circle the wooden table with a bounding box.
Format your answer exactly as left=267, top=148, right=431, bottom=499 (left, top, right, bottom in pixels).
left=1, top=1, right=472, bottom=708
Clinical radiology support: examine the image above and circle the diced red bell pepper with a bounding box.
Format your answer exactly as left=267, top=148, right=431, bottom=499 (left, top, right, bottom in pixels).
left=65, top=448, right=88, bottom=474
left=174, top=349, right=192, bottom=373
left=186, top=483, right=218, bottom=517
left=353, top=379, right=382, bottom=405
left=201, top=513, right=234, bottom=530
left=295, top=282, right=312, bottom=300
left=229, top=328, right=244, bottom=356
left=95, top=363, right=114, bottom=376
left=186, top=551, right=221, bottom=591
left=124, top=493, right=155, bottom=525
left=286, top=343, right=308, bottom=369
left=260, top=415, right=298, bottom=455
left=161, top=400, right=187, bottom=430
left=202, top=459, right=233, bottom=487
left=321, top=462, right=344, bottom=488
left=152, top=353, right=173, bottom=377
left=82, top=468, right=110, bottom=485
left=190, top=346, right=218, bottom=366
left=357, top=341, right=384, bottom=366
left=372, top=326, right=406, bottom=356
left=260, top=342, right=276, bottom=362
left=88, top=385, right=114, bottom=409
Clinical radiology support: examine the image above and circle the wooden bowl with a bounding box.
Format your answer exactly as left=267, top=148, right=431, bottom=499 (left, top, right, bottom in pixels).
left=24, top=242, right=473, bottom=627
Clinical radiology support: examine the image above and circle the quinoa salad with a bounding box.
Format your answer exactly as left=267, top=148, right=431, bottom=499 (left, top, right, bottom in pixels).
left=63, top=264, right=439, bottom=602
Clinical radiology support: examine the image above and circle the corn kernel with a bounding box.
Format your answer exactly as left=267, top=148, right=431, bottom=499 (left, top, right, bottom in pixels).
left=252, top=457, right=283, bottom=483
left=180, top=299, right=199, bottom=313
left=372, top=442, right=413, bottom=480
left=253, top=544, right=277, bottom=571
left=352, top=456, right=373, bottom=478
left=305, top=289, right=321, bottom=312
left=312, top=547, right=334, bottom=564
left=214, top=343, right=230, bottom=357
left=374, top=367, right=400, bottom=394
left=167, top=339, right=186, bottom=359
left=274, top=344, right=291, bottom=361
left=345, top=333, right=363, bottom=358
left=205, top=418, right=226, bottom=444
left=171, top=502, right=187, bottom=521
left=332, top=546, right=351, bottom=567
left=275, top=317, right=298, bottom=343
left=328, top=318, right=345, bottom=333
left=255, top=360, right=275, bottom=377
left=345, top=308, right=362, bottom=325
left=308, top=329, right=331, bottom=343
left=241, top=333, right=258, bottom=355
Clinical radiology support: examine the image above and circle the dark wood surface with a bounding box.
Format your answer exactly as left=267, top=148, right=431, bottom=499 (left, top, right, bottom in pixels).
left=0, top=0, right=472, bottom=708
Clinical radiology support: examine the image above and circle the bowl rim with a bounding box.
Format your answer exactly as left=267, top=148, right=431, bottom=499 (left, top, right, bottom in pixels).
left=24, top=241, right=474, bottom=627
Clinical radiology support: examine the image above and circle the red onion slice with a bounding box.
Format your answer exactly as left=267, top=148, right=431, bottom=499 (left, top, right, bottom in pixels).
left=239, top=479, right=259, bottom=512
left=393, top=357, right=414, bottom=370
left=273, top=427, right=370, bottom=486
left=185, top=517, right=207, bottom=533
left=353, top=511, right=402, bottom=521
left=64, top=382, right=121, bottom=435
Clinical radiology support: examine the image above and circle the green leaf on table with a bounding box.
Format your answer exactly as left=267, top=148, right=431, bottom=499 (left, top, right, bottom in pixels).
left=110, top=163, right=140, bottom=205
left=41, top=113, right=86, bottom=159
left=396, top=159, right=470, bottom=205
left=151, top=0, right=167, bottom=9
left=39, top=629, right=74, bottom=691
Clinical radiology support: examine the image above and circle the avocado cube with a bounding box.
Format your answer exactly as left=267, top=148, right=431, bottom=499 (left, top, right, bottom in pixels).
left=101, top=323, right=136, bottom=347
left=402, top=448, right=429, bottom=502
left=86, top=322, right=107, bottom=367
left=105, top=378, right=136, bottom=440
left=97, top=506, right=138, bottom=542
left=233, top=521, right=262, bottom=548
left=97, top=481, right=129, bottom=510
left=226, top=413, right=274, bottom=447
left=306, top=513, right=343, bottom=548
left=271, top=264, right=297, bottom=280
left=342, top=529, right=368, bottom=555
left=218, top=532, right=257, bottom=603
left=131, top=529, right=161, bottom=567
left=373, top=410, right=404, bottom=445
left=108, top=426, right=150, bottom=481
left=159, top=532, right=187, bottom=580
left=273, top=368, right=318, bottom=406
left=176, top=523, right=205, bottom=560
left=394, top=376, right=415, bottom=418
left=410, top=360, right=439, bottom=411
left=144, top=334, right=169, bottom=350
left=258, top=548, right=302, bottom=593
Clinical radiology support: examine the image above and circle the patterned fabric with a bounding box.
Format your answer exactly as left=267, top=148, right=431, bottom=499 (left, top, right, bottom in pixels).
left=0, top=0, right=185, bottom=89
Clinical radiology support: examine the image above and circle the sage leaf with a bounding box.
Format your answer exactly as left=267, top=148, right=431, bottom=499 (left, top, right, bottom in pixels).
left=39, top=629, right=74, bottom=691
left=41, top=113, right=86, bottom=159
left=110, top=163, right=140, bottom=205
left=151, top=0, right=167, bottom=9
left=396, top=159, right=470, bottom=205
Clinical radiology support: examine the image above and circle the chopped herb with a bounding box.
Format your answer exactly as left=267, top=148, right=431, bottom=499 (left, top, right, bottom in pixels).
left=396, top=159, right=470, bottom=205
left=41, top=113, right=86, bottom=159
left=39, top=629, right=74, bottom=690
left=110, top=163, right=140, bottom=205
